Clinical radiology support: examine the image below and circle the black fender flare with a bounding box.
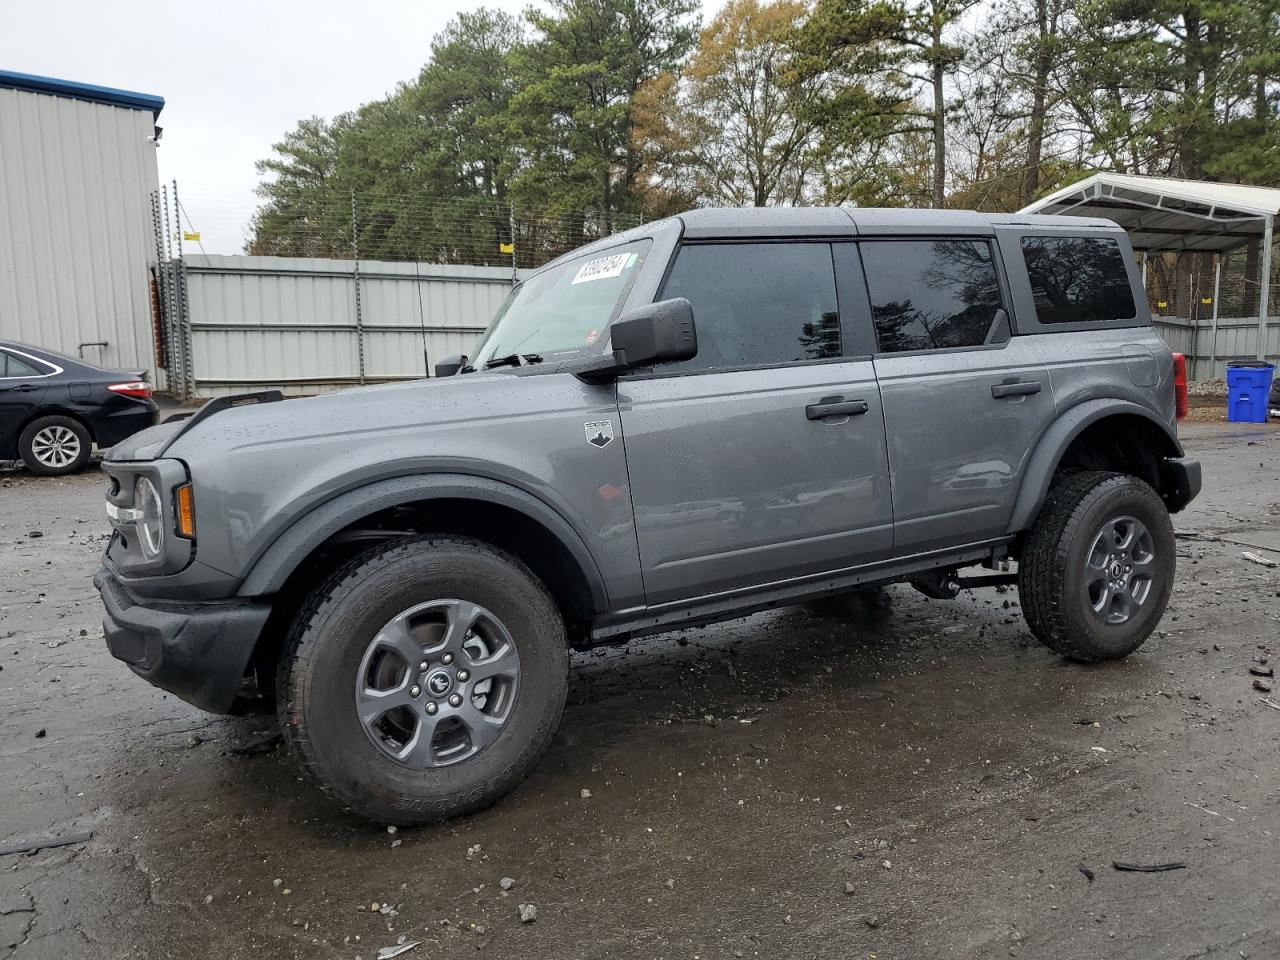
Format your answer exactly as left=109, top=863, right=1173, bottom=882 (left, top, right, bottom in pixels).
left=1006, top=399, right=1183, bottom=534
left=237, top=473, right=609, bottom=611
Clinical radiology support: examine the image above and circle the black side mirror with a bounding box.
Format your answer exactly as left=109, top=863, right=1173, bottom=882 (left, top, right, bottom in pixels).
left=610, top=298, right=697, bottom=369
left=435, top=354, right=466, bottom=377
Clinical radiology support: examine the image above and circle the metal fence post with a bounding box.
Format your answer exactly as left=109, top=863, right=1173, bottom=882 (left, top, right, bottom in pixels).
left=1259, top=215, right=1274, bottom=362
left=172, top=180, right=195, bottom=401
left=351, top=189, right=366, bottom=385
left=160, top=185, right=186, bottom=399
left=1208, top=254, right=1222, bottom=380
left=509, top=202, right=518, bottom=285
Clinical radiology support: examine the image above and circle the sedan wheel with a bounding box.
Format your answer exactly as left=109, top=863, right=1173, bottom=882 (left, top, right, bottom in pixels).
left=19, top=416, right=92, bottom=476
left=31, top=425, right=81, bottom=469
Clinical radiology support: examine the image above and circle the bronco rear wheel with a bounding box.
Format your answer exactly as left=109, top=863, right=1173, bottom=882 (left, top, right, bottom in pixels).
left=1018, top=470, right=1175, bottom=662
left=278, top=535, right=568, bottom=825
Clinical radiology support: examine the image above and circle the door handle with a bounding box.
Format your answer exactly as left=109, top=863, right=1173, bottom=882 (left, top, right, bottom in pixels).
left=806, top=397, right=869, bottom=420
left=991, top=380, right=1041, bottom=399
left=13, top=384, right=40, bottom=393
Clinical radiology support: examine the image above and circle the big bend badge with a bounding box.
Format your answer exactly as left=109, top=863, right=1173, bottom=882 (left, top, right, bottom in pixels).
left=584, top=420, right=614, bottom=449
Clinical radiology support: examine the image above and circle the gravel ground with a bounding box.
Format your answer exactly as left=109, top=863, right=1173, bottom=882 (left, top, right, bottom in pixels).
left=2, top=420, right=1279, bottom=960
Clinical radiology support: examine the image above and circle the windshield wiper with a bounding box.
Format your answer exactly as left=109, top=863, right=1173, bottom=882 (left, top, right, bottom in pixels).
left=483, top=352, right=543, bottom=370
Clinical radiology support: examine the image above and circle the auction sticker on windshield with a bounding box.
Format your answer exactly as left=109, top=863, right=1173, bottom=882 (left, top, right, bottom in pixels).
left=572, top=253, right=635, bottom=284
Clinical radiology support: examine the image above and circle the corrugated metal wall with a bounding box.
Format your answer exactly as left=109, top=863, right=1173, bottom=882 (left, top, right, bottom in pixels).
left=0, top=87, right=159, bottom=375
left=1152, top=315, right=1280, bottom=379
left=183, top=255, right=524, bottom=396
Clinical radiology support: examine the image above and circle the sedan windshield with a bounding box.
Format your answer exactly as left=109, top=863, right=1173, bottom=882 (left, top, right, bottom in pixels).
left=470, top=239, right=651, bottom=368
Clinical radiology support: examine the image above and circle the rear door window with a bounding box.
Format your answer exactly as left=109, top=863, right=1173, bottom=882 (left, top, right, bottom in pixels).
left=1020, top=236, right=1136, bottom=324
left=658, top=242, right=840, bottom=373
left=861, top=240, right=1005, bottom=353
left=1, top=351, right=45, bottom=377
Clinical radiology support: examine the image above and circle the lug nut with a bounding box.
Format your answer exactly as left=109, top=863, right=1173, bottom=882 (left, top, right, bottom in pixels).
left=409, top=685, right=421, bottom=698
left=448, top=693, right=463, bottom=707
left=419, top=660, right=429, bottom=671
left=442, top=653, right=454, bottom=665
left=425, top=701, right=438, bottom=715
left=457, top=669, right=470, bottom=682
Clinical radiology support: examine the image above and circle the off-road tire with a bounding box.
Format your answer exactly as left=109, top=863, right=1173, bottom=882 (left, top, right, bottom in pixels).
left=277, top=535, right=569, bottom=825
left=19, top=415, right=92, bottom=476
left=1019, top=470, right=1175, bottom=662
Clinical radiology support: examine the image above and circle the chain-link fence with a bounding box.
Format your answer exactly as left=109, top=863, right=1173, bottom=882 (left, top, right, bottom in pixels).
left=1143, top=246, right=1280, bottom=326
left=236, top=191, right=646, bottom=272
left=150, top=184, right=649, bottom=398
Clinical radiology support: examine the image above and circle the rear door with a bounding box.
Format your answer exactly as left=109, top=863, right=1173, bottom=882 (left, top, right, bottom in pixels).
left=858, top=237, right=1056, bottom=552
left=618, top=241, right=893, bottom=606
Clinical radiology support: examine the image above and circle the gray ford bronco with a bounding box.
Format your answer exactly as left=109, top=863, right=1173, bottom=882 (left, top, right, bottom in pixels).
left=96, top=208, right=1200, bottom=824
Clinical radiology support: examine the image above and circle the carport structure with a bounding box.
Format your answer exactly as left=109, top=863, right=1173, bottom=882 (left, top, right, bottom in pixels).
left=1020, top=173, right=1280, bottom=365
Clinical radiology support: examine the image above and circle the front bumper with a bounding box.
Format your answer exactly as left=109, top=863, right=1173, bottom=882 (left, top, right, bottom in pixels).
left=95, top=568, right=271, bottom=714
left=1160, top=457, right=1202, bottom=512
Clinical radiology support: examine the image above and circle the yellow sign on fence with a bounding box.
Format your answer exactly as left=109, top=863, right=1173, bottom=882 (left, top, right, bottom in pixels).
left=183, top=231, right=201, bottom=242
left=499, top=242, right=514, bottom=255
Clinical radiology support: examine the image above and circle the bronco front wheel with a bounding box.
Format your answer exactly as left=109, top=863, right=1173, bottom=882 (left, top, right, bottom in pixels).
left=278, top=536, right=569, bottom=825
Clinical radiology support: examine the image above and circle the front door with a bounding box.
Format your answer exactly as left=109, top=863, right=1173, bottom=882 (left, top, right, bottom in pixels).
left=858, top=237, right=1057, bottom=552
left=619, top=241, right=893, bottom=606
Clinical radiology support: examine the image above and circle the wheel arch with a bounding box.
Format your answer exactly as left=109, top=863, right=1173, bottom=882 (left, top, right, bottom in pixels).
left=1008, top=400, right=1185, bottom=534
left=20, top=407, right=96, bottom=444
left=239, top=473, right=610, bottom=615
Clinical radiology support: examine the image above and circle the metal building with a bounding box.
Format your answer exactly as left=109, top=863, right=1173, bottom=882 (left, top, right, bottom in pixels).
left=0, top=70, right=164, bottom=377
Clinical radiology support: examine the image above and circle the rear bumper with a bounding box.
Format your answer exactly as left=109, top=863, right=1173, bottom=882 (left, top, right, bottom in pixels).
left=94, top=567, right=271, bottom=714
left=1161, top=457, right=1201, bottom=512
left=92, top=401, right=159, bottom=449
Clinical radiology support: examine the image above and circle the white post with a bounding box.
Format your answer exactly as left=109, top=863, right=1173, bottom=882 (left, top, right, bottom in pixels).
left=1141, top=252, right=1148, bottom=289
left=1259, top=215, right=1273, bottom=361
left=1208, top=255, right=1222, bottom=380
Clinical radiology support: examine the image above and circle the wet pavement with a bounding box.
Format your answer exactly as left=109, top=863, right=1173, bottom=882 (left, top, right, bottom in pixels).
left=2, top=420, right=1278, bottom=959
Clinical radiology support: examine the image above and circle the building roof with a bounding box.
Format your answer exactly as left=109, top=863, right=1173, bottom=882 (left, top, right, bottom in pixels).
left=1019, top=172, right=1280, bottom=253
left=0, top=69, right=164, bottom=117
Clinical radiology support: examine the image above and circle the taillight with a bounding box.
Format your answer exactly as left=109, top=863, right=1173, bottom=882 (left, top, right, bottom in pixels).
left=1172, top=353, right=1188, bottom=420
left=107, top=381, right=153, bottom=399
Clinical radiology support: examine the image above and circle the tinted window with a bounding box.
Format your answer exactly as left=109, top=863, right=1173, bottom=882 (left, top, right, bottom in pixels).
left=1021, top=236, right=1136, bottom=324
left=658, top=243, right=840, bottom=372
left=862, top=240, right=1004, bottom=353
left=1, top=352, right=44, bottom=377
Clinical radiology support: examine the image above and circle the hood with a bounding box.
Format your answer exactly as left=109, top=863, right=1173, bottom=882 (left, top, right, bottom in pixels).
left=105, top=417, right=186, bottom=462
left=163, top=373, right=526, bottom=461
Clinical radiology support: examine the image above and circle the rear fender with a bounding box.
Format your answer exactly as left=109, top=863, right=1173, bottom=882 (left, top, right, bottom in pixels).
left=1007, top=400, right=1183, bottom=534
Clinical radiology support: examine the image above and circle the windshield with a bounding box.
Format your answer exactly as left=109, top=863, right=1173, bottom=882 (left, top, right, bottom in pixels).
left=470, top=239, right=651, bottom=368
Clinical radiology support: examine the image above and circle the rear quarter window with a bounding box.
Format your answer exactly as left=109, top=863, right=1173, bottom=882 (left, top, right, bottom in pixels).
left=1020, top=236, right=1136, bottom=324
left=1, top=351, right=48, bottom=377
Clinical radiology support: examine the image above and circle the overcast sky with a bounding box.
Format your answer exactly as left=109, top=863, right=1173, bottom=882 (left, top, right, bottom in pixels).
left=2, top=0, right=724, bottom=254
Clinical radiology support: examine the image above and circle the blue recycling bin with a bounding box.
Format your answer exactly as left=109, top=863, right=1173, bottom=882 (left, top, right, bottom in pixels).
left=1226, top=361, right=1275, bottom=423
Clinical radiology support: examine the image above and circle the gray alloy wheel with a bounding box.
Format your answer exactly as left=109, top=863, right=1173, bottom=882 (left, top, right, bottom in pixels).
left=1018, top=470, right=1175, bottom=663
left=276, top=534, right=569, bottom=825
left=356, top=599, right=521, bottom=768
left=30, top=424, right=82, bottom=470
left=1083, top=515, right=1155, bottom=625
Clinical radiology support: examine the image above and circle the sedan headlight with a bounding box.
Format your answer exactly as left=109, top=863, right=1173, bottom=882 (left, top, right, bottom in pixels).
left=135, top=477, right=165, bottom=560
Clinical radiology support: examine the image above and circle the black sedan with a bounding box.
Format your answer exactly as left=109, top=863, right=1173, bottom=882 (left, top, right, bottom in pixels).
left=0, top=341, right=159, bottom=476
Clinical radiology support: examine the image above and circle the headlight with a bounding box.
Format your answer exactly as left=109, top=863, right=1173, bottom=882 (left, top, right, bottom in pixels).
left=135, top=477, right=165, bottom=560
